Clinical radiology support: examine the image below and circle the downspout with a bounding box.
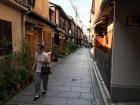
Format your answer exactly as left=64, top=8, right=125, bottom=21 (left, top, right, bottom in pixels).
left=22, top=13, right=26, bottom=40
left=55, top=6, right=56, bottom=24
left=22, top=10, right=32, bottom=41
left=94, top=0, right=108, bottom=24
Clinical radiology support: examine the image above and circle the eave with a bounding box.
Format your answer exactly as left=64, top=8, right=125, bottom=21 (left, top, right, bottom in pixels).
left=27, top=11, right=57, bottom=28
left=1, top=0, right=28, bottom=12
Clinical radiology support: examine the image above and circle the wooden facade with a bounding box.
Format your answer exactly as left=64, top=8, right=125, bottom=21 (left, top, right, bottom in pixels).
left=90, top=0, right=140, bottom=103
left=49, top=2, right=83, bottom=54
left=23, top=0, right=56, bottom=58
left=0, top=0, right=83, bottom=58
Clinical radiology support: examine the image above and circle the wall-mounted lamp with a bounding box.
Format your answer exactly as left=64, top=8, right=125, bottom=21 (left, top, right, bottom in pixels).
left=59, top=36, right=63, bottom=39
left=69, top=30, right=71, bottom=34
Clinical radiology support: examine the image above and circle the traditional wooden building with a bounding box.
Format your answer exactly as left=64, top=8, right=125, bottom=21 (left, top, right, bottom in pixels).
left=49, top=2, right=83, bottom=54
left=0, top=0, right=35, bottom=55
left=0, top=0, right=57, bottom=59
left=90, top=0, right=140, bottom=103
left=25, top=0, right=56, bottom=57
left=49, top=2, right=66, bottom=54
left=77, top=26, right=83, bottom=45
left=0, top=0, right=83, bottom=58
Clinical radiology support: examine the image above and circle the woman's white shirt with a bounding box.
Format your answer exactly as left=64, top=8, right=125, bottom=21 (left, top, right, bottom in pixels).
left=35, top=52, right=49, bottom=72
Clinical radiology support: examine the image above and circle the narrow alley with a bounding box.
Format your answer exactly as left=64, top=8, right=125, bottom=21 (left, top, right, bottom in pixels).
left=1, top=0, right=140, bottom=104
left=4, top=47, right=104, bottom=105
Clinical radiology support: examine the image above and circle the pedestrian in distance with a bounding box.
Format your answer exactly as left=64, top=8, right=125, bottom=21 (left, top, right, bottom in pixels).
left=32, top=43, right=50, bottom=101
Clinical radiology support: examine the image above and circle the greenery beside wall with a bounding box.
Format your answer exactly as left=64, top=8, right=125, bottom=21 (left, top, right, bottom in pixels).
left=53, top=44, right=60, bottom=58
left=64, top=41, right=77, bottom=55
left=0, top=39, right=33, bottom=102
left=0, top=37, right=10, bottom=55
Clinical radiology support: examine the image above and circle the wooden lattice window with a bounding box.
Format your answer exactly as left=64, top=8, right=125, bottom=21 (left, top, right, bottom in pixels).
left=0, top=19, right=12, bottom=55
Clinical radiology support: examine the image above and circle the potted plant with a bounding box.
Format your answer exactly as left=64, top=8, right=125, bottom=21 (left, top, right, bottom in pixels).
left=0, top=64, right=6, bottom=101
left=64, top=41, right=77, bottom=55
left=52, top=44, right=59, bottom=62
left=64, top=46, right=70, bottom=55
left=18, top=66, right=29, bottom=85
left=13, top=68, right=22, bottom=91
left=3, top=66, right=20, bottom=93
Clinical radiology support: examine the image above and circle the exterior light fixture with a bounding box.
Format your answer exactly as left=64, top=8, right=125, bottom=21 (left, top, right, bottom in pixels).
left=59, top=36, right=62, bottom=39
left=69, top=30, right=71, bottom=34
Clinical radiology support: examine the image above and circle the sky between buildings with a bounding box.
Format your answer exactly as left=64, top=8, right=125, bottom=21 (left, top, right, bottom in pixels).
left=50, top=0, right=92, bottom=34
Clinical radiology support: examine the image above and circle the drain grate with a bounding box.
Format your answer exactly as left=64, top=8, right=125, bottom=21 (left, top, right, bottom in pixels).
left=77, top=53, right=82, bottom=55
left=5, top=104, right=18, bottom=105
left=72, top=79, right=77, bottom=81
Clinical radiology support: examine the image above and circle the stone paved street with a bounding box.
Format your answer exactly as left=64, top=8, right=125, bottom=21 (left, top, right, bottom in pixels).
left=4, top=47, right=104, bottom=105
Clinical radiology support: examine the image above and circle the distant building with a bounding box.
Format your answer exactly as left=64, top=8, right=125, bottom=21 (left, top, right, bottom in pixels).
left=49, top=2, right=83, bottom=54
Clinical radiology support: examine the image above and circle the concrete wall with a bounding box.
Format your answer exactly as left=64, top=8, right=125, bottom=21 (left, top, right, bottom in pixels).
left=94, top=0, right=103, bottom=22
left=112, top=0, right=140, bottom=88
left=0, top=2, right=23, bottom=52
left=33, top=0, right=49, bottom=19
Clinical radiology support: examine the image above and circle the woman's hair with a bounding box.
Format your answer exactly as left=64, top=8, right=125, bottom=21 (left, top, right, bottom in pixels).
left=36, top=43, right=44, bottom=50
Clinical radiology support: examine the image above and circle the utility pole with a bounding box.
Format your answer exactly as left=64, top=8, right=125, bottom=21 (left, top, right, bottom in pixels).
left=69, top=0, right=78, bottom=24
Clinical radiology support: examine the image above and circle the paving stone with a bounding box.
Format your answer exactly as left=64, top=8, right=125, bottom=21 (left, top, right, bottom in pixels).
left=95, top=98, right=102, bottom=105
left=80, top=92, right=94, bottom=99
left=81, top=83, right=93, bottom=88
left=66, top=98, right=92, bottom=105
left=4, top=48, right=104, bottom=105
left=51, top=75, right=67, bottom=79
left=81, top=77, right=91, bottom=80
left=5, top=95, right=43, bottom=104
left=64, top=82, right=82, bottom=87
left=48, top=81, right=64, bottom=86
left=48, top=78, right=59, bottom=82
left=81, top=80, right=91, bottom=84
left=93, top=88, right=102, bottom=98
left=4, top=101, right=19, bottom=105
left=42, top=97, right=67, bottom=105
left=6, top=93, right=24, bottom=102
left=66, top=75, right=82, bottom=80
left=57, top=91, right=80, bottom=98
left=71, top=87, right=91, bottom=93
left=91, top=99, right=97, bottom=105
left=48, top=86, right=71, bottom=92
left=58, top=78, right=74, bottom=82
left=45, top=91, right=59, bottom=97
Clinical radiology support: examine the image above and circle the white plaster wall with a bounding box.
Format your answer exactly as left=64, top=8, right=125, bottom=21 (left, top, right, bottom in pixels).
left=94, top=0, right=103, bottom=20
left=0, top=2, right=23, bottom=52
left=112, top=0, right=140, bottom=87
left=89, top=13, right=95, bottom=37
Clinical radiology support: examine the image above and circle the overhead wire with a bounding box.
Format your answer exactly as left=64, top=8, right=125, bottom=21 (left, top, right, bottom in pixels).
left=69, top=0, right=84, bottom=29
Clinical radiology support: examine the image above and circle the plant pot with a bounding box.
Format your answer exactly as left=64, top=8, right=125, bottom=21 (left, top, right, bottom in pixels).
left=0, top=86, right=7, bottom=100
left=53, top=58, right=58, bottom=62
left=15, top=83, right=21, bottom=91
left=58, top=55, right=63, bottom=58
left=27, top=75, right=33, bottom=84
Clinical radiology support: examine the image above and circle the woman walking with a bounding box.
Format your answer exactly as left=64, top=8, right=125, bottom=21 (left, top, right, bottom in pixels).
left=32, top=43, right=50, bottom=101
